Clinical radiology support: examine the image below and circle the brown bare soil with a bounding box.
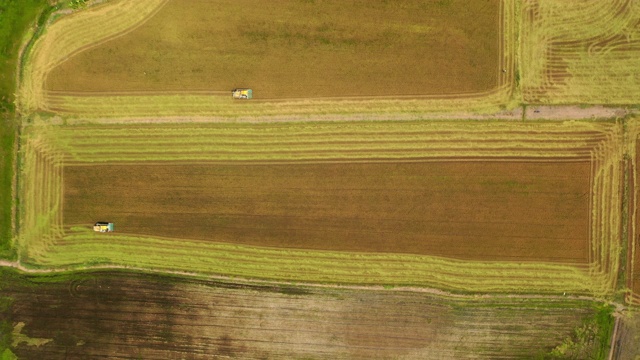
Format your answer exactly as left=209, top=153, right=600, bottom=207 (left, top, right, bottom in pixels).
left=1, top=269, right=603, bottom=359
left=45, top=0, right=500, bottom=98
left=63, top=160, right=591, bottom=262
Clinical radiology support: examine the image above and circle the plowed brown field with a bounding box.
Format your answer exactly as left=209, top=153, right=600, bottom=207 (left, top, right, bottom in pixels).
left=2, top=270, right=606, bottom=359
left=64, top=160, right=591, bottom=262
left=45, top=0, right=500, bottom=98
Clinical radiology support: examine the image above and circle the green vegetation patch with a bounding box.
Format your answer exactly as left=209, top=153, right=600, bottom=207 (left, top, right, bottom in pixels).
left=542, top=304, right=615, bottom=360
left=0, top=0, right=51, bottom=258
left=0, top=0, right=49, bottom=111
left=0, top=116, right=15, bottom=258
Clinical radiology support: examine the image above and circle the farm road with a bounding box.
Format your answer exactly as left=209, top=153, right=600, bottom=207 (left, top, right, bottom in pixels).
left=69, top=105, right=634, bottom=125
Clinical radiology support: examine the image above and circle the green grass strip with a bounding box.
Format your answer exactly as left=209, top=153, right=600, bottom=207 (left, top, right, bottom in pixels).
left=0, top=0, right=51, bottom=259
left=20, top=229, right=606, bottom=295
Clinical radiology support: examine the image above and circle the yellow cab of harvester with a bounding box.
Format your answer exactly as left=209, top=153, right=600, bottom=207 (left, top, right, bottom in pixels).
left=93, top=222, right=114, bottom=232
left=232, top=88, right=252, bottom=99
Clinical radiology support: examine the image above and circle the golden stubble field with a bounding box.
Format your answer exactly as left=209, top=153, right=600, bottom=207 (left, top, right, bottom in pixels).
left=521, top=0, right=640, bottom=104
left=45, top=0, right=501, bottom=98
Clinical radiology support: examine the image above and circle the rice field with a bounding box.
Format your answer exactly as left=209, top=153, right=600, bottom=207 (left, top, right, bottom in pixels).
left=63, top=161, right=591, bottom=263
left=17, top=0, right=518, bottom=117
left=16, top=120, right=624, bottom=295
left=45, top=0, right=501, bottom=98
left=16, top=0, right=640, bottom=120
left=5, top=1, right=639, bottom=359
left=521, top=0, right=640, bottom=104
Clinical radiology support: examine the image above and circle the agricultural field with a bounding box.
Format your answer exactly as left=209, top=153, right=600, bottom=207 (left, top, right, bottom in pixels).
left=63, top=160, right=591, bottom=262
left=521, top=0, right=640, bottom=104
left=16, top=119, right=623, bottom=295
left=0, top=268, right=615, bottom=359
left=45, top=0, right=500, bottom=97
left=18, top=0, right=518, bottom=117
left=3, top=0, right=640, bottom=358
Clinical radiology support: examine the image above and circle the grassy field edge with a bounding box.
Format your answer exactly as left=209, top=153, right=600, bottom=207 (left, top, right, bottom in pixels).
left=0, top=0, right=53, bottom=260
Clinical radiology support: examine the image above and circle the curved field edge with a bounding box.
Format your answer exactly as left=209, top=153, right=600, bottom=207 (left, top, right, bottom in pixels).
left=17, top=0, right=168, bottom=114
left=15, top=119, right=624, bottom=295
left=521, top=0, right=640, bottom=104
left=17, top=0, right=517, bottom=117
left=0, top=268, right=616, bottom=359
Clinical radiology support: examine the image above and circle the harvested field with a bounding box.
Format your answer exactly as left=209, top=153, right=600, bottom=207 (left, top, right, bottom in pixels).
left=64, top=161, right=591, bottom=262
left=17, top=120, right=624, bottom=294
left=45, top=0, right=500, bottom=98
left=521, top=0, right=640, bottom=104
left=18, top=0, right=518, bottom=116
left=0, top=269, right=614, bottom=359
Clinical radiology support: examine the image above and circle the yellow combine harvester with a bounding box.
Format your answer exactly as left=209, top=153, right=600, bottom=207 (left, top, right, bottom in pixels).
left=232, top=88, right=252, bottom=99
left=93, top=222, right=114, bottom=232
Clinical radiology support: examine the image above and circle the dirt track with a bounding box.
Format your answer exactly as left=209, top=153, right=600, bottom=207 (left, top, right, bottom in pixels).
left=54, top=105, right=633, bottom=126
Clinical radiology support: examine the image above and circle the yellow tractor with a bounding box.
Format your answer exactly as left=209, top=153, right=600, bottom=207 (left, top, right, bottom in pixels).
left=93, top=222, right=114, bottom=232
left=232, top=88, right=253, bottom=99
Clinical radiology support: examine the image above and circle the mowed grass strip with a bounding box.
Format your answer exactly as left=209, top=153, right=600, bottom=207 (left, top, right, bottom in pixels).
left=44, top=234, right=600, bottom=293
left=45, top=0, right=500, bottom=98
left=42, top=87, right=516, bottom=117
left=0, top=0, right=52, bottom=259
left=18, top=137, right=64, bottom=262
left=63, top=161, right=591, bottom=263
left=44, top=120, right=610, bottom=163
